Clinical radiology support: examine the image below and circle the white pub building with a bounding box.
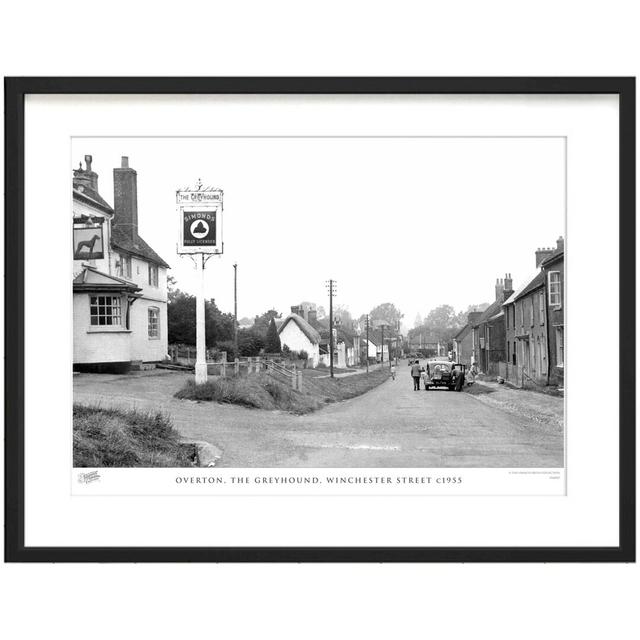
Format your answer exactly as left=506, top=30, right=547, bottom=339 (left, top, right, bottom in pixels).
left=73, top=155, right=170, bottom=372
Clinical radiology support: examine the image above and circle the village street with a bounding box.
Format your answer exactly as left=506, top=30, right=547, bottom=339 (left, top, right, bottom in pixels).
left=74, top=365, right=564, bottom=468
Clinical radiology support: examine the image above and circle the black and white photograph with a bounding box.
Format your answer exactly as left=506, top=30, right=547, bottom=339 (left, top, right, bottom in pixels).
left=6, top=78, right=633, bottom=562
left=72, top=136, right=565, bottom=481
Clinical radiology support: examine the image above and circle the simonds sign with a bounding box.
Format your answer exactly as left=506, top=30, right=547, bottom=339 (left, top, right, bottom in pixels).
left=176, top=185, right=223, bottom=254
left=183, top=210, right=216, bottom=247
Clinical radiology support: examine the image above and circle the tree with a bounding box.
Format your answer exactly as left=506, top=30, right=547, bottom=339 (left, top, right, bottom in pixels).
left=265, top=317, right=282, bottom=353
left=167, top=282, right=235, bottom=346
left=205, top=298, right=235, bottom=346
left=168, top=289, right=196, bottom=344
left=253, top=308, right=282, bottom=336
left=368, top=302, right=404, bottom=329
left=414, top=313, right=423, bottom=328
left=422, top=304, right=462, bottom=345
left=454, top=302, right=490, bottom=327
left=237, top=328, right=265, bottom=357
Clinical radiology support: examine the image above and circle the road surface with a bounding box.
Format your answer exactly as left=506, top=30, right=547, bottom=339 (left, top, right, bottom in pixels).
left=74, top=368, right=564, bottom=468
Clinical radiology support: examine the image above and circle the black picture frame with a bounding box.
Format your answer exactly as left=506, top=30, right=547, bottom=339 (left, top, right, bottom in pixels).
left=4, top=77, right=635, bottom=563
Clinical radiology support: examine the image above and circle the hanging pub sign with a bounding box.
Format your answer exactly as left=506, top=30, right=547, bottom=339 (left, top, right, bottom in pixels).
left=176, top=183, right=223, bottom=254
left=73, top=219, right=104, bottom=260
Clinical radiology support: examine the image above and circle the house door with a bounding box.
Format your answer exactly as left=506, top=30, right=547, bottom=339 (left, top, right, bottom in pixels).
left=522, top=340, right=530, bottom=373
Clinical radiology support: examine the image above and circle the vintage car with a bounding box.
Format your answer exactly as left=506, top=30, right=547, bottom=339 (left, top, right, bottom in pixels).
left=422, top=359, right=466, bottom=391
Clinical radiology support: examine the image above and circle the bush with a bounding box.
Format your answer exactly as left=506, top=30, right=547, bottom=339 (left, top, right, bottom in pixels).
left=73, top=404, right=194, bottom=467
left=175, top=374, right=317, bottom=414
left=216, top=339, right=237, bottom=362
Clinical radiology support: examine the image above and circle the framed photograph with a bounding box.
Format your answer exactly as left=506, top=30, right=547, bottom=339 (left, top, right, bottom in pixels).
left=4, top=77, right=635, bottom=562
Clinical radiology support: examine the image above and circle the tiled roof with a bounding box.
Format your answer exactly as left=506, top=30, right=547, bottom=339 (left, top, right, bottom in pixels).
left=503, top=271, right=541, bottom=306
left=513, top=271, right=545, bottom=301
left=472, top=298, right=504, bottom=327
left=111, top=226, right=171, bottom=269
left=73, top=187, right=114, bottom=214
left=454, top=324, right=472, bottom=341
left=277, top=313, right=321, bottom=345
left=73, top=265, right=141, bottom=293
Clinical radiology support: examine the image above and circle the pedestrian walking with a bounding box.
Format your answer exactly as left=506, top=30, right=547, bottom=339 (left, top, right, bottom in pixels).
left=467, top=361, right=478, bottom=385
left=390, top=363, right=396, bottom=380
left=410, top=360, right=421, bottom=390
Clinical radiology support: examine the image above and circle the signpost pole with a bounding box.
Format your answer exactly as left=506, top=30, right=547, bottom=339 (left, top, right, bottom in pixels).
left=177, top=182, right=223, bottom=385
left=195, top=253, right=208, bottom=384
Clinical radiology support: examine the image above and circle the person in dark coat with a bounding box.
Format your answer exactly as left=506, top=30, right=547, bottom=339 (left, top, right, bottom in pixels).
left=410, top=360, right=422, bottom=390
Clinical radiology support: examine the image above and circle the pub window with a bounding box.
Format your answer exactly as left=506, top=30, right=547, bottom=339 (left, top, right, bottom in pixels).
left=90, top=296, right=122, bottom=326
left=148, top=307, right=160, bottom=338
left=148, top=263, right=159, bottom=287
left=548, top=271, right=562, bottom=307
left=117, top=253, right=131, bottom=279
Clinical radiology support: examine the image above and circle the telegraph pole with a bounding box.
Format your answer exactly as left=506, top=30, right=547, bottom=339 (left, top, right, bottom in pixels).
left=326, top=279, right=337, bottom=378
left=233, top=263, right=238, bottom=358
left=395, top=319, right=400, bottom=367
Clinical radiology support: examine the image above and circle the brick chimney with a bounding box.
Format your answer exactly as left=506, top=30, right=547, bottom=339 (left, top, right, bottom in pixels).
left=556, top=236, right=565, bottom=252
left=73, top=154, right=99, bottom=193
left=113, top=156, right=138, bottom=239
left=535, top=246, right=554, bottom=268
left=307, top=309, right=318, bottom=325
left=467, top=311, right=483, bottom=325
left=503, top=273, right=514, bottom=299
left=495, top=277, right=504, bottom=301
left=290, top=305, right=302, bottom=317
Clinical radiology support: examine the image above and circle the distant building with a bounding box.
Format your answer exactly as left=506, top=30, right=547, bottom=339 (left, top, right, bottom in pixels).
left=452, top=311, right=483, bottom=365
left=73, top=155, right=170, bottom=373
left=472, top=275, right=513, bottom=372
left=407, top=330, right=441, bottom=356
left=277, top=310, right=321, bottom=367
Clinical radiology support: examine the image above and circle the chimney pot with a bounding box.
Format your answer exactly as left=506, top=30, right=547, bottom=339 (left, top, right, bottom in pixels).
left=84, top=155, right=92, bottom=172
left=121, top=156, right=129, bottom=168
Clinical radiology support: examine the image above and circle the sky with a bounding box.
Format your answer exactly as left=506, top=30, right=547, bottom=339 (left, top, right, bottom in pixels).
left=72, top=137, right=565, bottom=332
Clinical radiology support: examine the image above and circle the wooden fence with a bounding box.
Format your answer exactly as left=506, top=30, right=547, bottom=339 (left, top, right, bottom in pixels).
left=168, top=346, right=303, bottom=390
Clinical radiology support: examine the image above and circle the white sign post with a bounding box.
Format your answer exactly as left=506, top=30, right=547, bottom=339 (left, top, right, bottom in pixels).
left=176, top=181, right=224, bottom=385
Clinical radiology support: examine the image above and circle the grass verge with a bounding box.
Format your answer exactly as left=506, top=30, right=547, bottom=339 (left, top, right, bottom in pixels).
left=73, top=403, right=196, bottom=467
left=175, top=369, right=390, bottom=414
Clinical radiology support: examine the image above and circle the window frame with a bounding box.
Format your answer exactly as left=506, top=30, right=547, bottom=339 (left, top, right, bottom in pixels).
left=555, top=325, right=564, bottom=367
left=148, top=263, right=159, bottom=288
left=117, top=252, right=132, bottom=279
left=89, top=295, right=123, bottom=327
left=148, top=306, right=160, bottom=339
left=548, top=270, right=562, bottom=307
